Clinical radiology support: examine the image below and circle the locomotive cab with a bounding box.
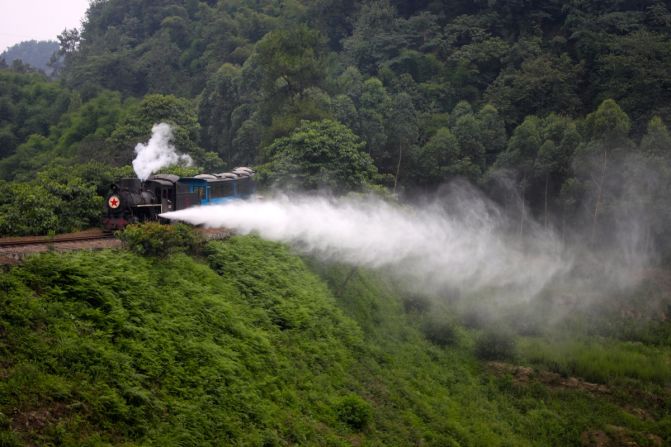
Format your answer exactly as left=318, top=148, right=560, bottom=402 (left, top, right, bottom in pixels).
left=103, top=177, right=177, bottom=231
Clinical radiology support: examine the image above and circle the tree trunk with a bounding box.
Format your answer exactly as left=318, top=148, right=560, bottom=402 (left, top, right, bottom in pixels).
left=338, top=267, right=358, bottom=296
left=591, top=149, right=608, bottom=244
left=519, top=175, right=526, bottom=236
left=393, top=142, right=403, bottom=194
left=561, top=211, right=566, bottom=245
left=544, top=173, right=549, bottom=229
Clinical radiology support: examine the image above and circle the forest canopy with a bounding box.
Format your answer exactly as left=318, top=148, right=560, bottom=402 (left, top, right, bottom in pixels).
left=0, top=0, right=670, bottom=252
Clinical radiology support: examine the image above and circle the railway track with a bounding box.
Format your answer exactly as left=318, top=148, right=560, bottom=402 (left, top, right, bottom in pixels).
left=0, top=229, right=114, bottom=248
left=0, top=227, right=230, bottom=266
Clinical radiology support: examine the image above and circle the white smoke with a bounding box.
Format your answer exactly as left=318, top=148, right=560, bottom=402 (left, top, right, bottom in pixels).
left=161, top=187, right=572, bottom=301
left=132, top=123, right=193, bottom=181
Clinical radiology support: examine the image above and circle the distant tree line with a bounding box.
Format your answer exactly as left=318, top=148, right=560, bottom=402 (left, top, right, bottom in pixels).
left=0, top=40, right=60, bottom=75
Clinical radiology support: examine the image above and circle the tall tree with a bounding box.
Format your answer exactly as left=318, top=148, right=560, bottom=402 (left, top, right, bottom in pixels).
left=262, top=119, right=377, bottom=193
left=388, top=92, right=418, bottom=192
left=198, top=63, right=243, bottom=163
left=359, top=78, right=391, bottom=166
left=576, top=99, right=634, bottom=243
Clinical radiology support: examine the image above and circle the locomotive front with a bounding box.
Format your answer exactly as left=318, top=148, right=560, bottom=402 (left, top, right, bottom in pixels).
left=103, top=178, right=167, bottom=231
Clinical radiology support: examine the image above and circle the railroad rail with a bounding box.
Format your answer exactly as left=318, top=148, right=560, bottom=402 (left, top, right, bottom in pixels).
left=0, top=228, right=231, bottom=268
left=0, top=229, right=114, bottom=248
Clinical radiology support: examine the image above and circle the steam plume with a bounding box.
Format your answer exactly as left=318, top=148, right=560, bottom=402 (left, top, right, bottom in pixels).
left=161, top=186, right=572, bottom=300
left=132, top=123, right=193, bottom=181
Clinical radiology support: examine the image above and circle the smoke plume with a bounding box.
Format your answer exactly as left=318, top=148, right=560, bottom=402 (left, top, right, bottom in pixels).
left=161, top=184, right=573, bottom=301
left=132, top=123, right=193, bottom=181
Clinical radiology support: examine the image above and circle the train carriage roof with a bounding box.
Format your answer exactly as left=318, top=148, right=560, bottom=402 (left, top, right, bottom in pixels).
left=149, top=174, right=180, bottom=184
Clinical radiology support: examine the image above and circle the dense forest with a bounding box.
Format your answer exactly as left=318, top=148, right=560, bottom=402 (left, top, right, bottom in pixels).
left=0, top=0, right=670, bottom=259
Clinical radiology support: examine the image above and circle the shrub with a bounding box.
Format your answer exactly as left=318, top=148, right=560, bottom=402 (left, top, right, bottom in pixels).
left=475, top=328, right=517, bottom=361
left=403, top=294, right=431, bottom=314
left=118, top=222, right=204, bottom=257
left=422, top=318, right=458, bottom=347
left=460, top=308, right=493, bottom=330
left=335, top=394, right=371, bottom=430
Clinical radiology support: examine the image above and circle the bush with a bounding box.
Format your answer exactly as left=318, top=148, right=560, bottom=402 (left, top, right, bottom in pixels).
left=118, top=222, right=204, bottom=257
left=335, top=394, right=372, bottom=430
left=403, top=294, right=431, bottom=313
left=475, top=328, right=517, bottom=361
left=422, top=318, right=458, bottom=347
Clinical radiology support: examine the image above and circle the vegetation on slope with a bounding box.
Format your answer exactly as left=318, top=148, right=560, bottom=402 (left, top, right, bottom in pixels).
left=0, top=236, right=668, bottom=446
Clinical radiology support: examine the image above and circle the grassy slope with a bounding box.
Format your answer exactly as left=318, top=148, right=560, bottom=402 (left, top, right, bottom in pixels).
left=0, top=236, right=668, bottom=446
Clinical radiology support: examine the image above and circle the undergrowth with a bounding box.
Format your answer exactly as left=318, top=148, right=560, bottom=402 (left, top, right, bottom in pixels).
left=0, top=236, right=668, bottom=446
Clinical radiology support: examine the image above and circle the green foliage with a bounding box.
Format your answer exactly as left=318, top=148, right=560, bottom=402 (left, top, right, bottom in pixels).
left=0, top=241, right=362, bottom=445
left=0, top=182, right=59, bottom=235
left=519, top=337, right=671, bottom=384
left=422, top=317, right=458, bottom=347
left=0, top=240, right=668, bottom=445
left=335, top=394, right=372, bottom=430
left=342, top=0, right=405, bottom=75
left=0, top=164, right=102, bottom=236
left=640, top=116, right=671, bottom=157
left=107, top=93, right=207, bottom=166
left=118, top=222, right=205, bottom=257
left=485, top=54, right=582, bottom=126
left=0, top=40, right=60, bottom=75
left=255, top=25, right=326, bottom=100
left=475, top=328, right=518, bottom=361
left=583, top=99, right=632, bottom=143
left=198, top=63, right=243, bottom=163
left=0, top=69, right=71, bottom=158
left=262, top=119, right=378, bottom=193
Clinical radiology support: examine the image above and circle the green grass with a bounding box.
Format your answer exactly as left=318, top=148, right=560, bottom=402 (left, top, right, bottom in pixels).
left=518, top=337, right=671, bottom=385
left=0, top=235, right=668, bottom=446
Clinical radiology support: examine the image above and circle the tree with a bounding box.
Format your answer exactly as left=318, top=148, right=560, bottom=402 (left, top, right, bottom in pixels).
left=342, top=0, right=405, bottom=75
left=262, top=119, right=378, bottom=193
left=107, top=94, right=210, bottom=166
left=494, top=115, right=543, bottom=233
left=452, top=114, right=486, bottom=174
left=359, top=78, right=391, bottom=165
left=477, top=103, right=507, bottom=164
left=485, top=53, right=581, bottom=126
left=595, top=31, right=671, bottom=132
left=255, top=25, right=326, bottom=103
left=0, top=182, right=59, bottom=235
left=640, top=116, right=671, bottom=157
left=535, top=114, right=580, bottom=227
left=388, top=92, right=418, bottom=192
left=198, top=63, right=243, bottom=164
left=575, top=99, right=634, bottom=244
left=409, top=127, right=480, bottom=187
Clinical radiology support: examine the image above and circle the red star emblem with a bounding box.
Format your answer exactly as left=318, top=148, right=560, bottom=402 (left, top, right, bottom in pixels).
left=108, top=196, right=120, bottom=208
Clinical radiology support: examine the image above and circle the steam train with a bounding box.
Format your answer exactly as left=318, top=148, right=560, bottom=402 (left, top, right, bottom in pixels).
left=103, top=167, right=255, bottom=231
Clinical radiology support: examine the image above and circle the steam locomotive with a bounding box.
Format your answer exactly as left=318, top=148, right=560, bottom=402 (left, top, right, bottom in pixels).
left=103, top=167, right=255, bottom=231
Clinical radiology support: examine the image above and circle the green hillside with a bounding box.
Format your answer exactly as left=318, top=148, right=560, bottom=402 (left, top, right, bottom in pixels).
left=0, top=41, right=60, bottom=75
left=1, top=236, right=668, bottom=446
